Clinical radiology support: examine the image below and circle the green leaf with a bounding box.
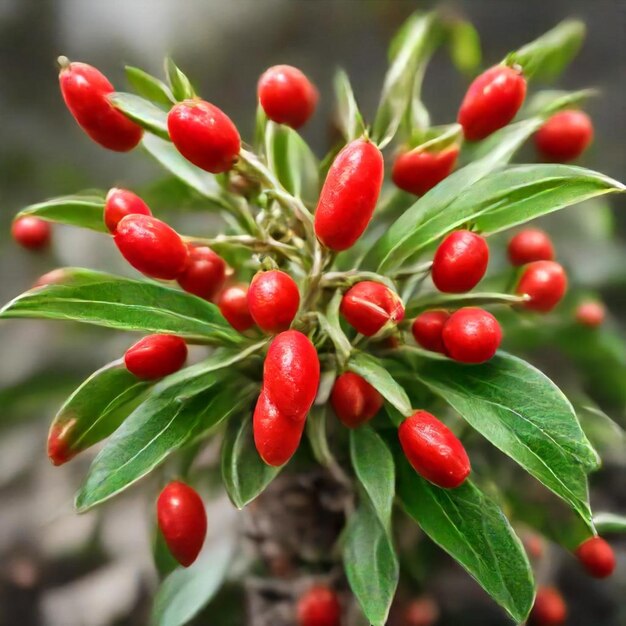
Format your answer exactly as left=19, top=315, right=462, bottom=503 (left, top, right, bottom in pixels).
left=594, top=512, right=626, bottom=535
left=508, top=19, right=585, bottom=80
left=109, top=92, right=170, bottom=140
left=50, top=359, right=152, bottom=460
left=0, top=268, right=243, bottom=345
left=14, top=194, right=107, bottom=233
left=448, top=21, right=481, bottom=74
left=397, top=454, right=534, bottom=623
left=317, top=290, right=352, bottom=364
left=75, top=349, right=258, bottom=511
left=306, top=404, right=334, bottom=467
left=164, top=57, right=195, bottom=101
left=576, top=403, right=626, bottom=464
left=125, top=65, right=175, bottom=107
left=348, top=352, right=412, bottom=417
left=524, top=88, right=598, bottom=117
left=406, top=292, right=526, bottom=317
left=333, top=69, right=366, bottom=142
left=152, top=534, right=234, bottom=626
left=221, top=411, right=280, bottom=509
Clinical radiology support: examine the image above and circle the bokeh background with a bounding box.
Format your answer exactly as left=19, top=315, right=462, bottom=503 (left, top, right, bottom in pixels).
left=0, top=1, right=624, bottom=625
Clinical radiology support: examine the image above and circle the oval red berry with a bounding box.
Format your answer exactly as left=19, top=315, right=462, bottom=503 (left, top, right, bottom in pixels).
left=432, top=230, right=489, bottom=293
left=177, top=246, right=226, bottom=300
left=575, top=536, right=616, bottom=579
left=516, top=260, right=567, bottom=312
left=296, top=585, right=341, bottom=626
left=104, top=188, right=152, bottom=233
left=507, top=229, right=555, bottom=266
left=392, top=146, right=459, bottom=197
left=530, top=587, right=567, bottom=626
left=411, top=310, right=450, bottom=354
left=12, top=216, right=51, bottom=250
left=217, top=284, right=255, bottom=332
left=442, top=307, right=502, bottom=364
left=330, top=372, right=383, bottom=428
left=248, top=270, right=300, bottom=333
left=124, top=334, right=187, bottom=380
left=535, top=110, right=593, bottom=162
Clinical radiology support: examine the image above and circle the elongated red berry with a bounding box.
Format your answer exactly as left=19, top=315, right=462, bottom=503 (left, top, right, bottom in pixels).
left=258, top=65, right=318, bottom=129
left=157, top=481, right=207, bottom=567
left=575, top=536, right=616, bottom=578
left=432, top=230, right=489, bottom=293
left=399, top=410, right=470, bottom=489
left=167, top=99, right=241, bottom=173
left=114, top=214, right=189, bottom=280
left=530, top=587, right=567, bottom=626
left=458, top=65, right=526, bottom=141
left=411, top=310, right=450, bottom=353
left=104, top=188, right=152, bottom=233
left=253, top=389, right=305, bottom=466
left=217, top=284, right=255, bottom=332
left=516, top=261, right=567, bottom=312
left=507, top=229, right=555, bottom=266
left=535, top=110, right=593, bottom=162
left=58, top=59, right=143, bottom=151
left=404, top=595, right=440, bottom=626
left=248, top=270, right=300, bottom=333
left=575, top=301, right=605, bottom=327
left=177, top=246, right=226, bottom=300
left=297, top=585, right=341, bottom=626
left=263, top=330, right=320, bottom=422
left=392, top=145, right=459, bottom=196
left=124, top=334, right=187, bottom=380
left=330, top=372, right=383, bottom=428
left=340, top=281, right=405, bottom=337
left=12, top=216, right=51, bottom=250
left=442, top=307, right=502, bottom=363
left=314, top=139, right=384, bottom=251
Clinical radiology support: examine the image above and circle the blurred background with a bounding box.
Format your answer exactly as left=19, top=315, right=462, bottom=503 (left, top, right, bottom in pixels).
left=0, top=1, right=624, bottom=625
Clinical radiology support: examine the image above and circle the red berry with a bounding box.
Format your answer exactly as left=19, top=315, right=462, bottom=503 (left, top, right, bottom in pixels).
left=330, top=372, right=383, bottom=428
left=258, top=64, right=318, bottom=129
left=47, top=422, right=77, bottom=466
left=507, top=229, right=555, bottom=266
left=58, top=59, right=143, bottom=152
left=263, top=330, right=320, bottom=422
left=535, top=110, right=593, bottom=162
left=442, top=307, right=502, bottom=364
left=403, top=595, right=440, bottom=626
left=11, top=216, right=51, bottom=250
left=297, top=585, right=341, bottom=626
left=431, top=230, right=489, bottom=293
left=399, top=410, right=471, bottom=489
left=516, top=261, right=567, bottom=313
left=217, top=284, right=255, bottom=332
left=411, top=310, right=450, bottom=353
left=157, top=481, right=207, bottom=567
left=340, top=281, right=405, bottom=337
left=124, top=334, right=187, bottom=380
left=114, top=214, right=189, bottom=280
left=314, top=139, right=384, bottom=251
left=575, top=301, right=605, bottom=328
left=575, top=536, right=616, bottom=578
left=530, top=587, right=567, bottom=626
left=392, top=145, right=459, bottom=196
left=167, top=99, right=241, bottom=173
left=177, top=246, right=226, bottom=300
left=458, top=65, right=526, bottom=141
left=104, top=188, right=152, bottom=233
left=248, top=270, right=300, bottom=333
left=253, top=389, right=305, bottom=466
left=524, top=533, right=546, bottom=561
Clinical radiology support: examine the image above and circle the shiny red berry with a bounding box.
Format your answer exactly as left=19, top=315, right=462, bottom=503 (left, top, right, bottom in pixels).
left=535, top=110, right=593, bottom=162
left=432, top=230, right=489, bottom=293
left=114, top=214, right=189, bottom=280
left=403, top=595, right=440, bottom=626
left=314, top=139, right=384, bottom=251
left=330, top=372, right=383, bottom=428
left=253, top=389, right=305, bottom=466
left=11, top=216, right=51, bottom=250
left=340, top=281, right=405, bottom=337
left=177, top=246, right=226, bottom=300
left=104, top=188, right=152, bottom=233
left=399, top=410, right=471, bottom=489
left=258, top=65, right=318, bottom=129
left=458, top=65, right=526, bottom=141
left=47, top=422, right=77, bottom=466
left=58, top=59, right=143, bottom=152
left=575, top=536, right=616, bottom=578
left=442, top=307, right=502, bottom=364
left=248, top=270, right=300, bottom=333
left=575, top=301, right=605, bottom=327
left=411, top=310, right=450, bottom=354
left=124, top=334, right=187, bottom=380
left=516, top=261, right=567, bottom=312
left=507, top=229, right=555, bottom=266
left=157, top=481, right=207, bottom=567
left=296, top=585, right=341, bottom=626
left=217, top=284, right=255, bottom=332
left=530, top=587, right=567, bottom=626
left=167, top=99, right=241, bottom=173
left=264, top=330, right=320, bottom=422
left=392, top=145, right=459, bottom=196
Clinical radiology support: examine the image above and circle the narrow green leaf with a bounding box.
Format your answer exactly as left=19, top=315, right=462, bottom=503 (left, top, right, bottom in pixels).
left=317, top=290, right=352, bottom=364
left=109, top=92, right=170, bottom=139
left=576, top=403, right=626, bottom=464
left=306, top=404, right=334, bottom=467
left=334, top=69, right=366, bottom=142
left=594, top=512, right=626, bottom=535
left=0, top=268, right=242, bottom=345
left=448, top=21, right=481, bottom=74
left=164, top=58, right=195, bottom=101
left=125, top=65, right=175, bottom=107
left=524, top=88, right=598, bottom=117
left=406, top=292, right=526, bottom=317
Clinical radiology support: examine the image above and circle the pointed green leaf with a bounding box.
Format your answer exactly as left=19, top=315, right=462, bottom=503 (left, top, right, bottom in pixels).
left=594, top=513, right=626, bottom=535
left=164, top=58, right=195, bottom=101
left=406, top=292, right=526, bottom=317
left=125, top=65, right=175, bottom=107
left=14, top=194, right=107, bottom=232
left=109, top=92, right=170, bottom=139
left=448, top=20, right=481, bottom=74
left=334, top=69, right=366, bottom=142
